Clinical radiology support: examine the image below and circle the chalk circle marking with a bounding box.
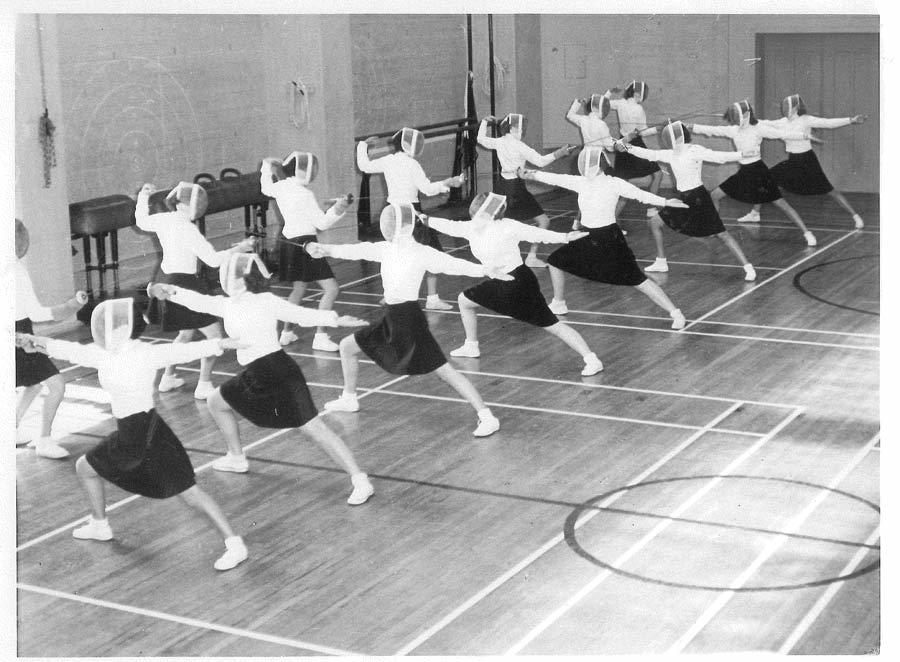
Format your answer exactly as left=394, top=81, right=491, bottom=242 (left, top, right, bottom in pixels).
left=564, top=474, right=879, bottom=592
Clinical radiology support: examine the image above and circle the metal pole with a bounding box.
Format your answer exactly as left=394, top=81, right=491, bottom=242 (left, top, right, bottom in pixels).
left=488, top=14, right=498, bottom=189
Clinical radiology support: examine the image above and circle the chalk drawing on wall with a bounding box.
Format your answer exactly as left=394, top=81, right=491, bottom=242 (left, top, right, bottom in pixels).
left=66, top=57, right=203, bottom=200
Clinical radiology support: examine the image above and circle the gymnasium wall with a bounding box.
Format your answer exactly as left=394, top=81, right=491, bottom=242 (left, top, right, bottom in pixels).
left=539, top=14, right=879, bottom=191
left=55, top=14, right=272, bottom=267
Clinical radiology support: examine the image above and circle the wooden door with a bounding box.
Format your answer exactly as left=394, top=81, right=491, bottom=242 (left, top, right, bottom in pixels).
left=757, top=33, right=878, bottom=193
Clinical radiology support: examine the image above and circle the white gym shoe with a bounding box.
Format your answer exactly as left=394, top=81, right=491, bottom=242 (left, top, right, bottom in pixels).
left=581, top=353, right=604, bottom=376
left=212, top=454, right=249, bottom=474
left=803, top=231, right=817, bottom=247
left=312, top=333, right=339, bottom=352
left=323, top=393, right=360, bottom=413
left=646, top=207, right=659, bottom=218
left=34, top=437, right=69, bottom=459
left=524, top=256, right=548, bottom=268
left=450, top=341, right=480, bottom=358
left=73, top=517, right=113, bottom=541
left=670, top=309, right=686, bottom=330
left=645, top=258, right=669, bottom=273
left=548, top=299, right=569, bottom=315
left=743, top=264, right=757, bottom=282
left=852, top=214, right=864, bottom=229
left=279, top=329, right=299, bottom=346
left=193, top=380, right=215, bottom=400
left=473, top=409, right=500, bottom=437
left=158, top=374, right=185, bottom=392
left=214, top=536, right=248, bottom=571
left=425, top=296, right=453, bottom=311
left=737, top=210, right=761, bottom=223
left=347, top=473, right=374, bottom=505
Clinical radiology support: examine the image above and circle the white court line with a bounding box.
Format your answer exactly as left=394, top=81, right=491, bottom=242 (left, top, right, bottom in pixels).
left=779, top=528, right=881, bottom=653
left=504, top=406, right=804, bottom=655
left=394, top=400, right=748, bottom=655
left=683, top=231, right=860, bottom=331
left=317, top=299, right=879, bottom=351
left=540, top=208, right=881, bottom=234
left=15, top=373, right=408, bottom=553
left=308, top=289, right=879, bottom=340
left=371, top=387, right=764, bottom=436
left=17, top=583, right=361, bottom=656
left=164, top=366, right=766, bottom=437
left=282, top=350, right=802, bottom=409
left=667, top=432, right=881, bottom=655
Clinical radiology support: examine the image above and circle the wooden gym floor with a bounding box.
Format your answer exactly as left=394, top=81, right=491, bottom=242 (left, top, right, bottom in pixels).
left=15, top=191, right=880, bottom=656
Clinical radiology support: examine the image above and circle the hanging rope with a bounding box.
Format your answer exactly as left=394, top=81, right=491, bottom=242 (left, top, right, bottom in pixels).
left=36, top=15, right=57, bottom=188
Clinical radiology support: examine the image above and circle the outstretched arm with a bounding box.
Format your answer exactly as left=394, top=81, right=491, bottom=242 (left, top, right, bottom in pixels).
left=154, top=285, right=227, bottom=318
left=308, top=241, right=385, bottom=264
left=423, top=215, right=472, bottom=240
left=143, top=338, right=225, bottom=370
left=520, top=169, right=584, bottom=193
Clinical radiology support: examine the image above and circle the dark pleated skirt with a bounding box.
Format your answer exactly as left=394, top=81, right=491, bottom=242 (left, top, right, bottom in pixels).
left=147, top=272, right=218, bottom=332
left=86, top=410, right=195, bottom=499
left=494, top=176, right=545, bottom=221
left=719, top=160, right=783, bottom=204
left=16, top=318, right=59, bottom=387
left=770, top=150, right=834, bottom=195
left=279, top=234, right=335, bottom=282
left=612, top=135, right=660, bottom=180
left=463, top=264, right=558, bottom=328
left=658, top=186, right=727, bottom=237
left=220, top=350, right=319, bottom=428
left=547, top=224, right=646, bottom=286
left=355, top=301, right=447, bottom=375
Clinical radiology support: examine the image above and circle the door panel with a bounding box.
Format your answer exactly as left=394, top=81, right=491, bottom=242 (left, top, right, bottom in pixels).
left=758, top=33, right=878, bottom=193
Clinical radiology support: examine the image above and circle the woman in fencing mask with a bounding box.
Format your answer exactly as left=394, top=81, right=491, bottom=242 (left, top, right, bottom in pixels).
left=477, top=113, right=574, bottom=268
left=749, top=94, right=867, bottom=229
left=149, top=252, right=375, bottom=506
left=421, top=193, right=602, bottom=376
left=565, top=94, right=616, bottom=230
left=136, top=182, right=254, bottom=399
left=306, top=203, right=512, bottom=438
left=260, top=150, right=352, bottom=352
left=356, top=127, right=466, bottom=310
left=15, top=217, right=88, bottom=459
left=689, top=99, right=820, bottom=246
left=519, top=146, right=690, bottom=330
left=604, top=81, right=665, bottom=223
left=16, top=298, right=250, bottom=571
left=615, top=120, right=757, bottom=281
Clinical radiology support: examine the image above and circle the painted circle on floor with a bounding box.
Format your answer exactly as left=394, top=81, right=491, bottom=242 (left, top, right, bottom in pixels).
left=792, top=255, right=879, bottom=316
left=564, top=474, right=879, bottom=592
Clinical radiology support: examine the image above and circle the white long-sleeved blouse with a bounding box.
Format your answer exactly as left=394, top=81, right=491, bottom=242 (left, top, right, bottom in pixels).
left=427, top=216, right=569, bottom=273
left=761, top=114, right=855, bottom=153
left=260, top=169, right=342, bottom=238
left=327, top=241, right=487, bottom=304
left=477, top=121, right=557, bottom=179
left=691, top=122, right=807, bottom=165
left=626, top=144, right=743, bottom=192
left=169, top=289, right=338, bottom=365
left=530, top=171, right=667, bottom=228
left=356, top=143, right=448, bottom=204
left=16, top=260, right=53, bottom=322
left=135, top=190, right=231, bottom=274
left=566, top=100, right=615, bottom=150
left=44, top=338, right=223, bottom=418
